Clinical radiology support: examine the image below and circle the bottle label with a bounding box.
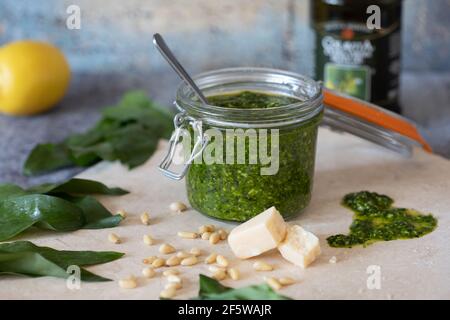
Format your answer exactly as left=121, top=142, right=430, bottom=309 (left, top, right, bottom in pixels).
left=315, top=21, right=400, bottom=106
left=324, top=63, right=371, bottom=101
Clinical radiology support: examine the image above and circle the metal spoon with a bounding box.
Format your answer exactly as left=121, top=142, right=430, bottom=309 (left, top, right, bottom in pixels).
left=153, top=33, right=209, bottom=104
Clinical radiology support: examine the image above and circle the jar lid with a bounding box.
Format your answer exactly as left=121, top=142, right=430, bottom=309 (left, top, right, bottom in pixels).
left=323, top=89, right=432, bottom=156
left=176, top=67, right=323, bottom=129
left=176, top=67, right=431, bottom=156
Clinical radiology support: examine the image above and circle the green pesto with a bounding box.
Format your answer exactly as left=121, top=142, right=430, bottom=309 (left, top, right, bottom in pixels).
left=327, top=191, right=438, bottom=248
left=207, top=90, right=299, bottom=109
left=186, top=91, right=322, bottom=222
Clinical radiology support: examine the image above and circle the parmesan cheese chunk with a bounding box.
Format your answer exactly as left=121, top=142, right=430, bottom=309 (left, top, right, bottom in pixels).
left=228, top=206, right=287, bottom=259
left=278, top=225, right=321, bottom=268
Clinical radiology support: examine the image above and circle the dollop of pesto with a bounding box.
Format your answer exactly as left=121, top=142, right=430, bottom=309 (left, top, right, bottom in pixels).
left=186, top=91, right=322, bottom=222
left=327, top=191, right=438, bottom=248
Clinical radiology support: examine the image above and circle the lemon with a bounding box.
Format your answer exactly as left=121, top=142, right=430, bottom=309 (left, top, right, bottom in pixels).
left=0, top=40, right=70, bottom=116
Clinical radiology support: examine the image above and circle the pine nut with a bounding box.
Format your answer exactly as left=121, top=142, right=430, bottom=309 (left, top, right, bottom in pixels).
left=216, top=255, right=229, bottom=267
left=140, top=212, right=150, bottom=225
left=142, top=267, right=155, bottom=278
left=253, top=261, right=273, bottom=271
left=199, top=224, right=215, bottom=233
left=177, top=231, right=198, bottom=239
left=209, top=232, right=220, bottom=244
left=208, top=265, right=226, bottom=273
left=228, top=268, right=240, bottom=280
left=218, top=229, right=228, bottom=240
left=199, top=225, right=208, bottom=234
left=160, top=287, right=176, bottom=298
left=265, top=277, right=282, bottom=291
left=176, top=251, right=190, bottom=259
left=212, top=270, right=227, bottom=281
left=143, top=256, right=157, bottom=264
left=152, top=258, right=165, bottom=268
left=205, top=253, right=217, bottom=264
left=181, top=256, right=198, bottom=266
left=108, top=233, right=121, bottom=244
left=143, top=234, right=154, bottom=245
left=163, top=269, right=179, bottom=277
left=166, top=255, right=181, bottom=266
left=167, top=274, right=182, bottom=284
left=119, top=276, right=137, bottom=289
left=278, top=277, right=296, bottom=286
left=159, top=243, right=176, bottom=254
left=169, top=202, right=187, bottom=212
left=116, top=209, right=127, bottom=218
left=190, top=247, right=202, bottom=256
left=165, top=282, right=182, bottom=290
left=201, top=232, right=211, bottom=240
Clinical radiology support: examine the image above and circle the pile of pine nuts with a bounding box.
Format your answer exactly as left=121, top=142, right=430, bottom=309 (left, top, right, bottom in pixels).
left=113, top=203, right=296, bottom=297
left=175, top=224, right=228, bottom=245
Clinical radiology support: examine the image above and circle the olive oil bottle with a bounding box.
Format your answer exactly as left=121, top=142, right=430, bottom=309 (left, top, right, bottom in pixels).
left=312, top=0, right=402, bottom=113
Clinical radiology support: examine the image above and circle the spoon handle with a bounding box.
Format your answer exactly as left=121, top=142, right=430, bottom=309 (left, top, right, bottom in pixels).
left=153, top=33, right=209, bottom=104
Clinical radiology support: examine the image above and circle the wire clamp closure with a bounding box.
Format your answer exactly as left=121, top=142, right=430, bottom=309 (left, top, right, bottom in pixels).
left=158, top=113, right=209, bottom=180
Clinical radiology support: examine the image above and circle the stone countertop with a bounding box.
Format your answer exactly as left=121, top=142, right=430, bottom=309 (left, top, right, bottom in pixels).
left=1, top=128, right=449, bottom=299
left=0, top=71, right=449, bottom=187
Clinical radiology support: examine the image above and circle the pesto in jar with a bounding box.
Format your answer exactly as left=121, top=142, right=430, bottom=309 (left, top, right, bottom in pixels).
left=186, top=91, right=322, bottom=222
left=327, top=191, right=438, bottom=248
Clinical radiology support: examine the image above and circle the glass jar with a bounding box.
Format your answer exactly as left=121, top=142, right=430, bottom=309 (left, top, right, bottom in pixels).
left=160, top=68, right=323, bottom=222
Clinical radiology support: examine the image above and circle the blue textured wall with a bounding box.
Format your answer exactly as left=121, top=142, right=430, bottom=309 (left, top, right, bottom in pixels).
left=0, top=0, right=449, bottom=186
left=1, top=0, right=449, bottom=77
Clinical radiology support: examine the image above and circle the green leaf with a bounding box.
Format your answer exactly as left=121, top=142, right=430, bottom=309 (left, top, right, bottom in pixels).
left=0, top=179, right=128, bottom=241
left=194, top=275, right=292, bottom=300
left=0, top=195, right=85, bottom=241
left=0, top=184, right=29, bottom=200
left=65, top=120, right=119, bottom=150
left=28, top=178, right=128, bottom=196
left=199, top=273, right=230, bottom=296
left=69, top=142, right=116, bottom=165
left=0, top=241, right=124, bottom=281
left=65, top=121, right=122, bottom=165
left=23, top=143, right=74, bottom=176
left=0, top=252, right=69, bottom=278
left=106, top=124, right=160, bottom=168
left=200, top=284, right=292, bottom=300
left=103, top=90, right=172, bottom=125
left=23, top=91, right=173, bottom=175
left=63, top=195, right=123, bottom=229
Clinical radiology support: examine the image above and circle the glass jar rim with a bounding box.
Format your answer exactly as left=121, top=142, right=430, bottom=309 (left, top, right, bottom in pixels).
left=175, top=67, right=323, bottom=128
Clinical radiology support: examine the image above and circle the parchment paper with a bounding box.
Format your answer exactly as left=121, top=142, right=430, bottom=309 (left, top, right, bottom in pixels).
left=1, top=128, right=449, bottom=299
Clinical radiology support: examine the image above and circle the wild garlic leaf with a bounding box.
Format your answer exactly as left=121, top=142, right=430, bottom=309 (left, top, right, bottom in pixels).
left=61, top=195, right=123, bottom=229
left=0, top=194, right=85, bottom=241
left=65, top=120, right=122, bottom=166
left=0, top=179, right=127, bottom=241
left=0, top=184, right=29, bottom=199
left=0, top=241, right=124, bottom=282
left=28, top=178, right=128, bottom=196
left=194, top=274, right=292, bottom=300
left=105, top=124, right=160, bottom=168
left=198, top=273, right=230, bottom=295
left=23, top=90, right=173, bottom=175
left=23, top=143, right=73, bottom=176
